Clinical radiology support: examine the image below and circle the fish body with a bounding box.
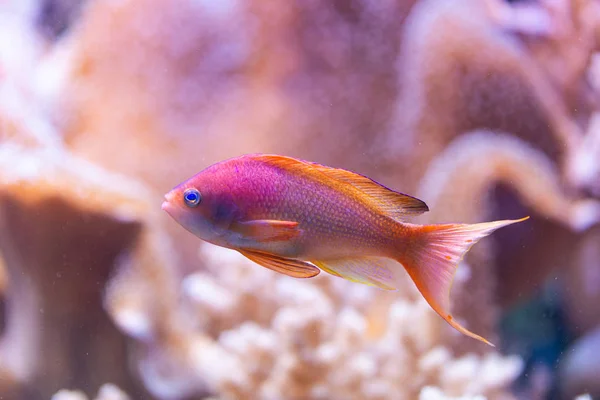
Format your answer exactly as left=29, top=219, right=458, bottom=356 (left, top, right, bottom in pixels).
left=181, top=156, right=400, bottom=258
left=162, top=154, right=528, bottom=346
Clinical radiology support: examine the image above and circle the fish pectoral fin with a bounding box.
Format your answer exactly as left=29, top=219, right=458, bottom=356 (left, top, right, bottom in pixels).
left=231, top=220, right=301, bottom=242
left=239, top=249, right=320, bottom=278
left=312, top=257, right=400, bottom=290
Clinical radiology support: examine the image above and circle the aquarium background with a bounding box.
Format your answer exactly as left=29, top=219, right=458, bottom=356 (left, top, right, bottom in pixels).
left=0, top=0, right=599, bottom=399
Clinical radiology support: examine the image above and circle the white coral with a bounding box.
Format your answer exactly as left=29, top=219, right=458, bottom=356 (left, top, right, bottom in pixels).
left=146, top=244, right=525, bottom=400
left=51, top=384, right=131, bottom=400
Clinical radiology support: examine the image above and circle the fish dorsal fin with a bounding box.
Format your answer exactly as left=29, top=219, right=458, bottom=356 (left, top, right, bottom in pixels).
left=251, top=154, right=429, bottom=218
left=306, top=162, right=428, bottom=217
left=239, top=249, right=320, bottom=278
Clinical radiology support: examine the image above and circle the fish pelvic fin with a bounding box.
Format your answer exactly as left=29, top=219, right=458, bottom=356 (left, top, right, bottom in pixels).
left=239, top=249, right=320, bottom=278
left=397, top=217, right=530, bottom=346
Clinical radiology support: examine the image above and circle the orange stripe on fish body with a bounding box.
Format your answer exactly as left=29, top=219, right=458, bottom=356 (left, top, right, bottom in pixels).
left=162, top=154, right=530, bottom=346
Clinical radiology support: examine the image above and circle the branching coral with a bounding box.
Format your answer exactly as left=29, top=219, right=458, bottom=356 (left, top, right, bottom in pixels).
left=144, top=244, right=523, bottom=400
left=52, top=384, right=131, bottom=400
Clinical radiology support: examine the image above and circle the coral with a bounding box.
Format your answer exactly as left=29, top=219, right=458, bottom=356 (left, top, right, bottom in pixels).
left=558, top=325, right=600, bottom=398
left=35, top=0, right=86, bottom=40
left=385, top=0, right=600, bottom=349
left=566, top=111, right=600, bottom=197
left=499, top=0, right=600, bottom=121
left=48, top=0, right=273, bottom=270
left=38, top=0, right=428, bottom=275
left=417, top=131, right=600, bottom=232
left=52, top=384, right=131, bottom=400
left=54, top=0, right=410, bottom=189
left=2, top=0, right=600, bottom=398
left=0, top=139, right=184, bottom=398
left=384, top=0, right=600, bottom=192
left=419, top=387, right=486, bottom=400
left=560, top=225, right=600, bottom=334
left=52, top=390, right=88, bottom=400
left=138, top=244, right=523, bottom=400
left=412, top=131, right=600, bottom=347
left=47, top=0, right=426, bottom=200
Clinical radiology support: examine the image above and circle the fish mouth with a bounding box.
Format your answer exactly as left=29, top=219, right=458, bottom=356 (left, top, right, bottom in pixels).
left=161, top=191, right=176, bottom=213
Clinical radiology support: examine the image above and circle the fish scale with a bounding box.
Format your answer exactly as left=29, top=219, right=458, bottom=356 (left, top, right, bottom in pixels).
left=238, top=160, right=389, bottom=255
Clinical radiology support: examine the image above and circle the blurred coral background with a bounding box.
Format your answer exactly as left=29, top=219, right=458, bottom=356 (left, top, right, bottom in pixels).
left=1, top=0, right=600, bottom=399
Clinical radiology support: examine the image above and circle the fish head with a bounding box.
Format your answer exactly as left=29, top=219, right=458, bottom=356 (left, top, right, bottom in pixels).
left=162, top=170, right=239, bottom=243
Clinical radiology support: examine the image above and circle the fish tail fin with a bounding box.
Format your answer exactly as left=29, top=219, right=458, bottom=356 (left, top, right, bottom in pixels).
left=396, top=216, right=529, bottom=346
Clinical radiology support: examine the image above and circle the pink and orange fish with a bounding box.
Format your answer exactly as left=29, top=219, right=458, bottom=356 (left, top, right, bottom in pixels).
left=162, top=154, right=528, bottom=346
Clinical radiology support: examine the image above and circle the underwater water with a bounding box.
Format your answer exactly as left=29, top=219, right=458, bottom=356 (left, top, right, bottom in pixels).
left=0, top=0, right=599, bottom=399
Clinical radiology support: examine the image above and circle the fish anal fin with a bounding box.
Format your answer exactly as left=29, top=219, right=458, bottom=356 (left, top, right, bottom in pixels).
left=231, top=220, right=301, bottom=242
left=249, top=154, right=428, bottom=218
left=239, top=249, right=320, bottom=278
left=312, top=257, right=399, bottom=290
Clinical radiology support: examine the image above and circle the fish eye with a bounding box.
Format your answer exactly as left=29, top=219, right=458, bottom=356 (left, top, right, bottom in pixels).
left=183, top=188, right=201, bottom=207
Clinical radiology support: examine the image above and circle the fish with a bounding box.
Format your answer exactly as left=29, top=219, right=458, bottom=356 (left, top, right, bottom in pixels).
left=162, top=154, right=529, bottom=346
